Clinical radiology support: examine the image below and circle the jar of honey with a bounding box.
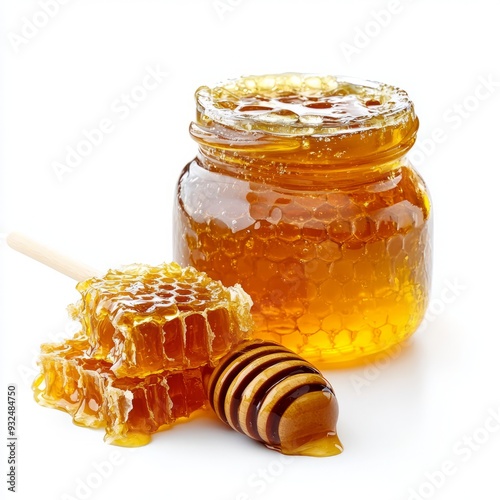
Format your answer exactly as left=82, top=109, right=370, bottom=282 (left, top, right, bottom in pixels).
left=174, top=73, right=431, bottom=365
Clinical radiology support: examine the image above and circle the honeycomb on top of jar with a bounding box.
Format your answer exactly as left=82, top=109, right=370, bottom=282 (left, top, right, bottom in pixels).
left=195, top=73, right=415, bottom=135
left=69, top=262, right=253, bottom=378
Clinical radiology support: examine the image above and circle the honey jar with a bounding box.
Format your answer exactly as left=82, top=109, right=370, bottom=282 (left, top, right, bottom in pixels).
left=174, top=73, right=432, bottom=365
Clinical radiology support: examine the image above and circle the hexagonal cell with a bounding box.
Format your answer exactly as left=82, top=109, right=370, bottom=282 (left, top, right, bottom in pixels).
left=307, top=329, right=334, bottom=351
left=302, top=220, right=327, bottom=242
left=316, top=240, right=342, bottom=262
left=284, top=298, right=305, bottom=318
left=330, top=259, right=354, bottom=283
left=304, top=259, right=330, bottom=283
left=279, top=329, right=307, bottom=354
left=353, top=216, right=377, bottom=242
left=277, top=222, right=302, bottom=242
left=327, top=219, right=353, bottom=243
left=342, top=280, right=366, bottom=301
left=364, top=309, right=388, bottom=329
left=296, top=313, right=321, bottom=334
left=253, top=220, right=277, bottom=240
left=307, top=297, right=331, bottom=319
left=322, top=312, right=342, bottom=332
left=365, top=239, right=386, bottom=261
left=314, top=203, right=338, bottom=222
left=352, top=191, right=378, bottom=210
left=265, top=238, right=293, bottom=262
left=278, top=259, right=305, bottom=282
left=281, top=202, right=313, bottom=224
left=292, top=240, right=316, bottom=263
left=343, top=313, right=366, bottom=332
left=354, top=260, right=375, bottom=282
left=341, top=242, right=365, bottom=262
left=304, top=281, right=318, bottom=302
left=319, top=279, right=343, bottom=303
left=339, top=201, right=364, bottom=220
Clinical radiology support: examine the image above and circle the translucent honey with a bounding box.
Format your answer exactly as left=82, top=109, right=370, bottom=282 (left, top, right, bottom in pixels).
left=33, top=263, right=253, bottom=445
left=174, top=73, right=432, bottom=365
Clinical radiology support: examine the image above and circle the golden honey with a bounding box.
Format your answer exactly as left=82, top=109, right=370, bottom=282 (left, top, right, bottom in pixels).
left=204, top=339, right=342, bottom=457
left=33, top=263, right=253, bottom=445
left=33, top=336, right=207, bottom=447
left=69, top=262, right=253, bottom=377
left=174, top=73, right=432, bottom=365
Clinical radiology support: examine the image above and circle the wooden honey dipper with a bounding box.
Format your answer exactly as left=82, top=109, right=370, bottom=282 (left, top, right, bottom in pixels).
left=6, top=232, right=343, bottom=456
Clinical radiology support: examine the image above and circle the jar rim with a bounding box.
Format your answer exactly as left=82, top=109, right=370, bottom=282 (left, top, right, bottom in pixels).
left=194, top=73, right=416, bottom=137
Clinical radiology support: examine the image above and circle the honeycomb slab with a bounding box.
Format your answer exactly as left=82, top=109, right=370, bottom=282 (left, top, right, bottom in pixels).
left=69, top=262, right=253, bottom=377
left=33, top=336, right=207, bottom=446
left=33, top=262, right=254, bottom=445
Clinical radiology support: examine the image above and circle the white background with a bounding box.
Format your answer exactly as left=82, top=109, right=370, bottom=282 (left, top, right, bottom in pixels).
left=1, top=1, right=499, bottom=499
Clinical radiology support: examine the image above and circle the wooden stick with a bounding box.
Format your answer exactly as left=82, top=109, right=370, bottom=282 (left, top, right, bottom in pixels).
left=6, top=232, right=100, bottom=282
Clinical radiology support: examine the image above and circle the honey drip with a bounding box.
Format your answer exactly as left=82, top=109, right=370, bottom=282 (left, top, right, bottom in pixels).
left=205, top=339, right=342, bottom=457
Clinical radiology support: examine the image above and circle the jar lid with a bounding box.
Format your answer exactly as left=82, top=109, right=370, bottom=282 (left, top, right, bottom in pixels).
left=194, top=73, right=417, bottom=137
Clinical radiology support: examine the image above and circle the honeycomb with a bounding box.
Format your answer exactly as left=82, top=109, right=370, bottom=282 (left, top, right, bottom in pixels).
left=175, top=74, right=431, bottom=365
left=33, top=262, right=254, bottom=445
left=33, top=336, right=206, bottom=446
left=69, top=262, right=253, bottom=377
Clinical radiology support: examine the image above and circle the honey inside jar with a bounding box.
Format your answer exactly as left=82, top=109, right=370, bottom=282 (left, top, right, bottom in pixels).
left=174, top=73, right=431, bottom=365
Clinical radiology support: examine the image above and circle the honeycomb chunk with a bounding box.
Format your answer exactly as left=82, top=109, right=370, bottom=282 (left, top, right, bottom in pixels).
left=69, top=263, right=253, bottom=377
left=33, top=336, right=207, bottom=446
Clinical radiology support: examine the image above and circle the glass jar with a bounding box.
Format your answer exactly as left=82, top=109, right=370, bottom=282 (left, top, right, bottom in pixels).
left=174, top=73, right=432, bottom=365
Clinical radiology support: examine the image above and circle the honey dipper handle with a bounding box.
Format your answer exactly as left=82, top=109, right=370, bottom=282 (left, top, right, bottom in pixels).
left=6, top=232, right=100, bottom=282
